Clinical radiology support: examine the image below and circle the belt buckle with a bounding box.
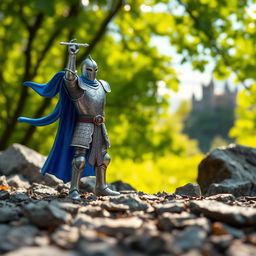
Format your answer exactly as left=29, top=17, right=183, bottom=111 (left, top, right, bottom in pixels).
left=93, top=115, right=104, bottom=126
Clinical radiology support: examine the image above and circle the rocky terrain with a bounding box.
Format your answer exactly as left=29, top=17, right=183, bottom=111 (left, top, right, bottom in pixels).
left=0, top=144, right=256, bottom=256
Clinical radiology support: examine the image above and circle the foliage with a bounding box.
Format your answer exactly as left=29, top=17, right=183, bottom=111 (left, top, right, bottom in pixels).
left=108, top=154, right=203, bottom=193
left=0, top=0, right=181, bottom=160
left=230, top=83, right=256, bottom=146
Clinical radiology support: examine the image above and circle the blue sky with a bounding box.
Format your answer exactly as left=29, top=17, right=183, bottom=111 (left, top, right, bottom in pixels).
left=151, top=36, right=239, bottom=112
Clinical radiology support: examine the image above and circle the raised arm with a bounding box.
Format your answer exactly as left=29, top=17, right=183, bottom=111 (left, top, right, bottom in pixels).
left=63, top=39, right=84, bottom=99
left=65, top=39, right=79, bottom=81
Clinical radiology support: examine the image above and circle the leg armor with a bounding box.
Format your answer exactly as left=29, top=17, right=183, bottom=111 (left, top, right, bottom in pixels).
left=94, top=153, right=120, bottom=196
left=69, top=147, right=87, bottom=199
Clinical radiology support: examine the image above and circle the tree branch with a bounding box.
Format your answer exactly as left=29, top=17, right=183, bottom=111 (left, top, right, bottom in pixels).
left=0, top=13, right=44, bottom=150
left=31, top=27, right=62, bottom=78
left=18, top=3, right=30, bottom=30
left=77, top=0, right=124, bottom=64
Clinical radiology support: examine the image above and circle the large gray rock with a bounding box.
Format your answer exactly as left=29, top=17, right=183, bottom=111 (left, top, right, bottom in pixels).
left=0, top=144, right=62, bottom=187
left=197, top=144, right=256, bottom=196
left=0, top=144, right=46, bottom=177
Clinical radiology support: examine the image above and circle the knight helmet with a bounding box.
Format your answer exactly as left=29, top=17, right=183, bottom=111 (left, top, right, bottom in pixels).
left=81, top=56, right=98, bottom=81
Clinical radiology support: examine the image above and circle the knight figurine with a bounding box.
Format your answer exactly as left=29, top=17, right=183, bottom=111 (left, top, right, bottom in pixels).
left=18, top=39, right=119, bottom=199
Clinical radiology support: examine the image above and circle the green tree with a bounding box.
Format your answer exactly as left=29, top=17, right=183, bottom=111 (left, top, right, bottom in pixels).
left=230, top=83, right=256, bottom=146
left=0, top=0, right=179, bottom=159
left=1, top=0, right=255, bottom=159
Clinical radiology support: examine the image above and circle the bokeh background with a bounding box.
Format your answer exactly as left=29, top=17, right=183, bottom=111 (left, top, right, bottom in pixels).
left=1, top=0, right=256, bottom=193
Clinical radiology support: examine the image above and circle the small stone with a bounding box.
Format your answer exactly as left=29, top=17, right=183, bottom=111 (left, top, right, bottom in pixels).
left=0, top=224, right=11, bottom=250
left=175, top=183, right=201, bottom=197
left=3, top=246, right=79, bottom=256
left=190, top=200, right=256, bottom=226
left=51, top=224, right=79, bottom=249
left=212, top=222, right=245, bottom=238
left=0, top=202, right=20, bottom=223
left=173, top=226, right=207, bottom=251
left=72, top=214, right=95, bottom=228
left=101, top=201, right=130, bottom=212
left=76, top=228, right=125, bottom=255
left=10, top=192, right=30, bottom=202
left=157, top=212, right=197, bottom=231
left=210, top=234, right=233, bottom=252
left=154, top=201, right=185, bottom=214
left=157, top=212, right=211, bottom=233
left=0, top=225, right=38, bottom=252
left=109, top=180, right=136, bottom=192
left=139, top=194, right=160, bottom=201
left=75, top=237, right=121, bottom=256
left=227, top=240, right=256, bottom=256
left=0, top=175, right=9, bottom=186
left=41, top=173, right=63, bottom=187
left=50, top=200, right=80, bottom=215
left=123, top=229, right=170, bottom=254
left=0, top=190, right=10, bottom=200
left=181, top=250, right=203, bottom=256
left=23, top=201, right=72, bottom=228
left=246, top=232, right=256, bottom=245
left=56, top=183, right=69, bottom=194
left=80, top=177, right=96, bottom=193
left=7, top=174, right=30, bottom=189
left=32, top=183, right=58, bottom=195
left=34, top=231, right=50, bottom=246
left=95, top=216, right=143, bottom=237
left=206, top=193, right=236, bottom=202
left=108, top=195, right=149, bottom=211
left=79, top=205, right=111, bottom=217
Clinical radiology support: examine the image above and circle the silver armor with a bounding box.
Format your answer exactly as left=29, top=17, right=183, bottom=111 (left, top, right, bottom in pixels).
left=64, top=40, right=119, bottom=199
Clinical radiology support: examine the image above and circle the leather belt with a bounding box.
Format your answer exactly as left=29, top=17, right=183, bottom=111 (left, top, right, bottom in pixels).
left=77, top=115, right=105, bottom=126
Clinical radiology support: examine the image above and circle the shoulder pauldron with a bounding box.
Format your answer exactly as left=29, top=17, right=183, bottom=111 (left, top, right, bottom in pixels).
left=99, top=80, right=111, bottom=93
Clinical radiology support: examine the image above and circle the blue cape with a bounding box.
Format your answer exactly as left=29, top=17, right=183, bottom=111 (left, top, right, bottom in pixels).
left=18, top=71, right=95, bottom=183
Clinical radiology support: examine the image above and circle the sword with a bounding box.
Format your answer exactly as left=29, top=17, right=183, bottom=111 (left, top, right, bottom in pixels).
left=60, top=42, right=90, bottom=47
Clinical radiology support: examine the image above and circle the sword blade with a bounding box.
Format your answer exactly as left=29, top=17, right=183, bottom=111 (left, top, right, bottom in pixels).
left=60, top=42, right=90, bottom=47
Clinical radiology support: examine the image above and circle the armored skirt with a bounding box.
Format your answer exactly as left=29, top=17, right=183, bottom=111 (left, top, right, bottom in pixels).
left=64, top=76, right=111, bottom=166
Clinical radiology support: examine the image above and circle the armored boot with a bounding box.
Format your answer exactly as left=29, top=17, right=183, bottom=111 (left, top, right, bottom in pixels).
left=69, top=149, right=86, bottom=200
left=94, top=153, right=120, bottom=196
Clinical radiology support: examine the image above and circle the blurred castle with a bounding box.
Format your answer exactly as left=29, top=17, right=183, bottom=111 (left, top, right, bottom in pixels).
left=184, top=79, right=237, bottom=153
left=191, top=79, right=237, bottom=112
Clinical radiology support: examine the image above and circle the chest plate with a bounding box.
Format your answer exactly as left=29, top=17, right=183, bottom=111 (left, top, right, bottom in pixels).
left=74, top=79, right=106, bottom=115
